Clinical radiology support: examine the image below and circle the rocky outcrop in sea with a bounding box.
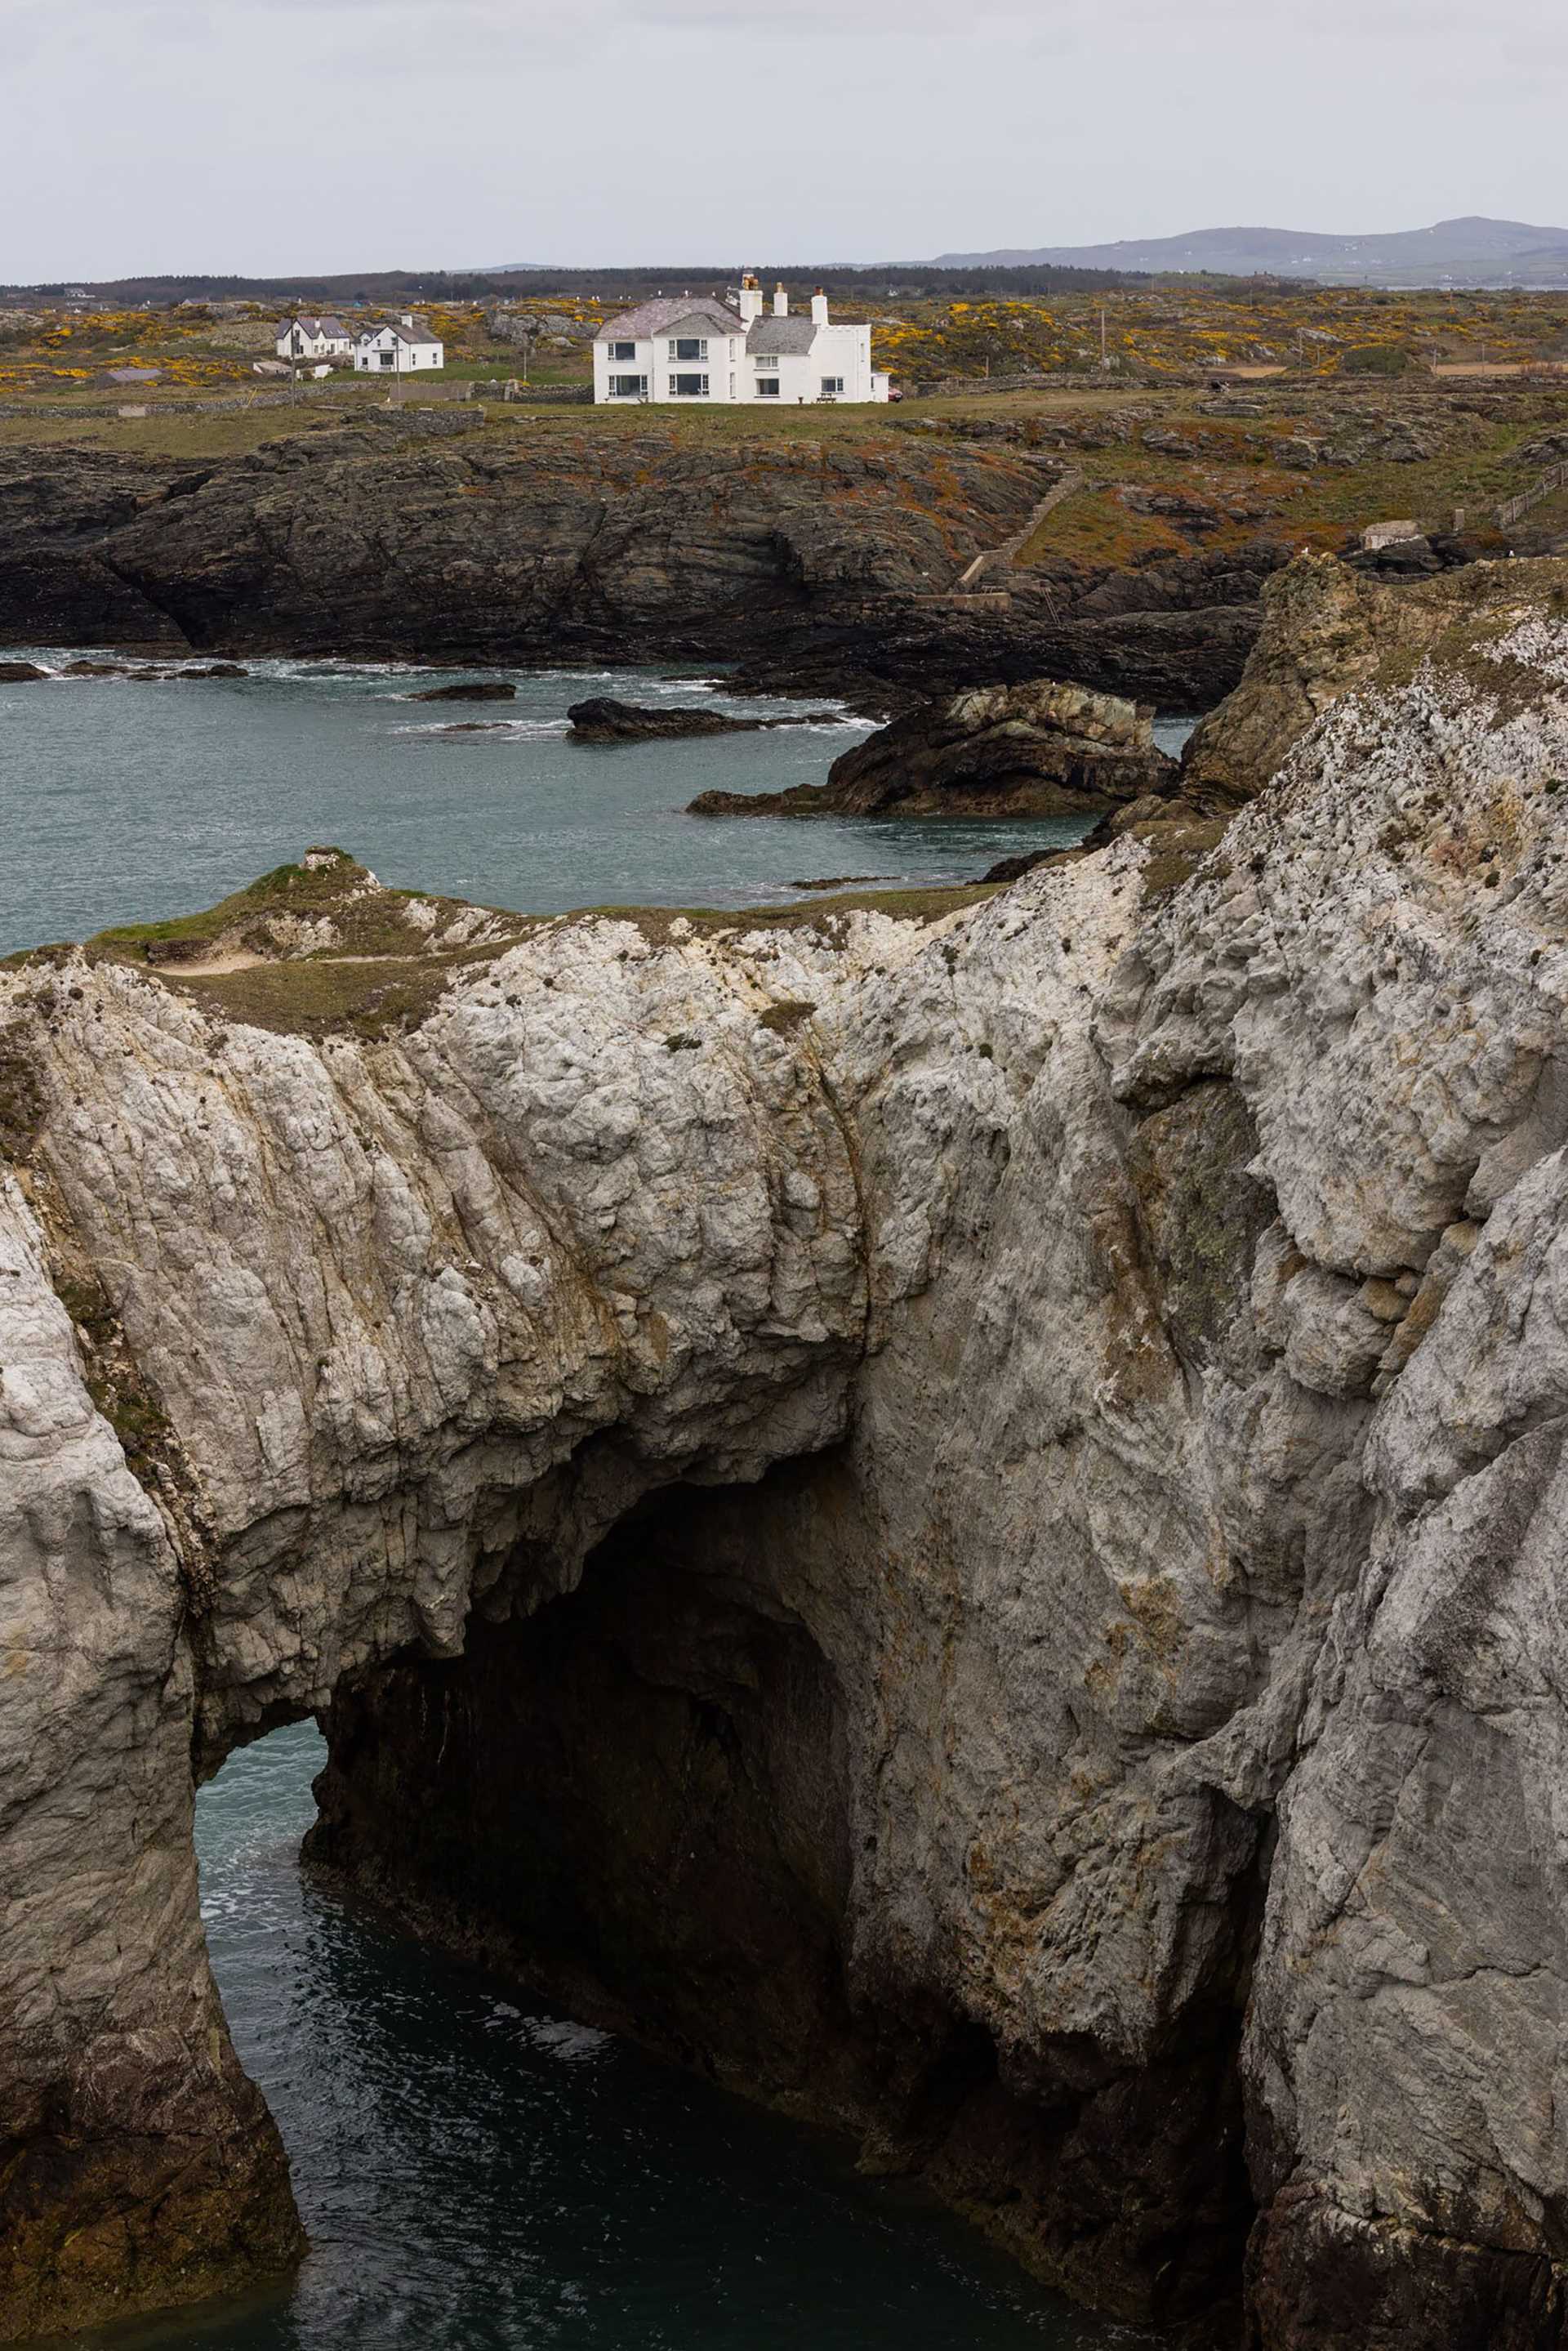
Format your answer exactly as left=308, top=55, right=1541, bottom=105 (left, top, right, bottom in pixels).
left=688, top=679, right=1176, bottom=818
left=566, top=695, right=834, bottom=741
left=5, top=557, right=1568, bottom=2349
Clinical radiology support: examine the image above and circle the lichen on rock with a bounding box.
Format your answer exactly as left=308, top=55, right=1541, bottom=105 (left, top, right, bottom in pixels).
left=5, top=558, right=1568, bottom=2349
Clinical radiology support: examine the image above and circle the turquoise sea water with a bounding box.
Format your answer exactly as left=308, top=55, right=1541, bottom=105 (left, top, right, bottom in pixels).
left=0, top=654, right=1193, bottom=957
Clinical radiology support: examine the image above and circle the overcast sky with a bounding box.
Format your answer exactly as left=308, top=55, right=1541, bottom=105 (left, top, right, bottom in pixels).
left=7, top=0, right=1566, bottom=281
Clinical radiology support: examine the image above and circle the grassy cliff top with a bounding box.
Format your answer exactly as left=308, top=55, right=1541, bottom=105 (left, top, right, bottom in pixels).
left=2, top=850, right=999, bottom=1040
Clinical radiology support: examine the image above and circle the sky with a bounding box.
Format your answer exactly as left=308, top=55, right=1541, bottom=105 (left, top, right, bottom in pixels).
left=5, top=0, right=1566, bottom=281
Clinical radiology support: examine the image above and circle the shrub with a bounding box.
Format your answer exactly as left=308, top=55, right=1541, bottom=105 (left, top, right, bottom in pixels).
left=1340, top=343, right=1414, bottom=376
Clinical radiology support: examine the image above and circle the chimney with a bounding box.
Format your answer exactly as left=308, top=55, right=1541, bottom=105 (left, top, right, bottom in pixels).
left=737, top=273, right=764, bottom=327
left=773, top=283, right=789, bottom=317
left=810, top=288, right=829, bottom=328
left=401, top=313, right=414, bottom=328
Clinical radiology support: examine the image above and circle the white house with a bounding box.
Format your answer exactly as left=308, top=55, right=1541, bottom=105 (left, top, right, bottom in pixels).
left=593, top=278, right=889, bottom=406
left=274, top=314, right=354, bottom=362
left=354, top=315, right=445, bottom=375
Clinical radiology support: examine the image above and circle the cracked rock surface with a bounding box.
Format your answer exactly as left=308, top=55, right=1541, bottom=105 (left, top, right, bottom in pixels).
left=5, top=555, right=1568, bottom=2347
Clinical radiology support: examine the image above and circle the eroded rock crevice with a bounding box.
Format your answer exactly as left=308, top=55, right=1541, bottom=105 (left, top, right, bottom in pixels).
left=306, top=1469, right=1258, bottom=2328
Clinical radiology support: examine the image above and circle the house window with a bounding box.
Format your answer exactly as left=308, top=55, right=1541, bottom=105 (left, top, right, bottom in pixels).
left=669, top=337, right=708, bottom=362
left=609, top=341, right=636, bottom=362
left=755, top=377, right=781, bottom=397
left=669, top=373, right=709, bottom=396
left=754, top=355, right=778, bottom=369
left=820, top=377, right=844, bottom=397
left=379, top=350, right=394, bottom=368
left=608, top=373, right=648, bottom=399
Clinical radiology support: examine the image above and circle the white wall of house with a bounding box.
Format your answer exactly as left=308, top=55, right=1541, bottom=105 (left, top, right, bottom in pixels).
left=593, top=318, right=744, bottom=404
left=746, top=327, right=882, bottom=405
left=354, top=328, right=445, bottom=374
left=275, top=319, right=353, bottom=361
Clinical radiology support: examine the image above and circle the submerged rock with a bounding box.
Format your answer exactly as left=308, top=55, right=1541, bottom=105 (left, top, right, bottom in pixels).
left=9, top=560, right=1568, bottom=2348
left=55, top=659, right=249, bottom=681
left=411, top=679, right=516, bottom=703
left=688, top=678, right=1177, bottom=819
left=0, top=659, right=46, bottom=681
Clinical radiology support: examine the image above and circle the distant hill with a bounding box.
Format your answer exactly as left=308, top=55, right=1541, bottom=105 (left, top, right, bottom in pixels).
left=930, top=216, right=1568, bottom=289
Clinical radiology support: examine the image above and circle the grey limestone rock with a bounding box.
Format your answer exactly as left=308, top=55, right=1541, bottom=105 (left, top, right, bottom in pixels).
left=6, top=559, right=1568, bottom=2347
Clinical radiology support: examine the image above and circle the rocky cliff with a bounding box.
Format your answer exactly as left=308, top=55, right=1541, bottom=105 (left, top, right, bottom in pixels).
left=0, top=426, right=1263, bottom=707
left=5, top=557, right=1568, bottom=2348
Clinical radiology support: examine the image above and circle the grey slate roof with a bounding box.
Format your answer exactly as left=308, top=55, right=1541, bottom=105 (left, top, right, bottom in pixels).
left=746, top=315, right=818, bottom=356
left=359, top=318, right=439, bottom=346
left=597, top=296, right=742, bottom=342
left=280, top=315, right=350, bottom=338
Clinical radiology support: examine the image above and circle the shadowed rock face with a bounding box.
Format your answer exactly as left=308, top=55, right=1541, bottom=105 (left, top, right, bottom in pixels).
left=687, top=679, right=1178, bottom=819
left=7, top=559, right=1568, bottom=2346
left=0, top=432, right=1264, bottom=707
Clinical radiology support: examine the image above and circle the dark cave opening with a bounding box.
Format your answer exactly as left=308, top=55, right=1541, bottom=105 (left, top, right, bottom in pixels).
left=306, top=1488, right=865, bottom=2111
left=304, top=1472, right=1256, bottom=2333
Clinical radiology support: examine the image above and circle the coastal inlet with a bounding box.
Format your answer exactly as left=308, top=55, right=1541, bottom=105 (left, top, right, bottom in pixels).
left=0, top=654, right=1193, bottom=955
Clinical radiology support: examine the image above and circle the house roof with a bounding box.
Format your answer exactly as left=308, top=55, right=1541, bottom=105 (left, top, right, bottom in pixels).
left=359, top=319, right=439, bottom=346
left=598, top=296, right=741, bottom=342
left=280, top=315, right=349, bottom=337
left=746, top=316, right=818, bottom=356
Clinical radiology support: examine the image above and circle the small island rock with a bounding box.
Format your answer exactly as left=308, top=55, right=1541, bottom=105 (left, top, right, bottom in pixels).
left=689, top=679, right=1176, bottom=819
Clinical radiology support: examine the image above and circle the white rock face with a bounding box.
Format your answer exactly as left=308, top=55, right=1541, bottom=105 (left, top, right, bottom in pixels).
left=4, top=558, right=1568, bottom=2347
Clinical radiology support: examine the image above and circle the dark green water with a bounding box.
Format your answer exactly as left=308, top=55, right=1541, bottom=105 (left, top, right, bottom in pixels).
left=55, top=1725, right=1143, bottom=2351
left=0, top=654, right=1192, bottom=957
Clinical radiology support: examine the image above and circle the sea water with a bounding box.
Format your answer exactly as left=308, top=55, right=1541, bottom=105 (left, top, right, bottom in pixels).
left=44, top=1725, right=1140, bottom=2351
left=0, top=654, right=1194, bottom=957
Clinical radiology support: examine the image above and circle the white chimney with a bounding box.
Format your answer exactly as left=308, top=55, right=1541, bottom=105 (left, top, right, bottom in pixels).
left=401, top=313, right=414, bottom=328
left=773, top=283, right=789, bottom=317
left=737, top=274, right=764, bottom=327
left=810, top=288, right=829, bottom=328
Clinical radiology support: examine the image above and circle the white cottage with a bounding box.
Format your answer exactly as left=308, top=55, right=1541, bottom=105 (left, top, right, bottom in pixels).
left=593, top=279, right=889, bottom=406
left=274, top=314, right=354, bottom=361
left=354, top=315, right=445, bottom=375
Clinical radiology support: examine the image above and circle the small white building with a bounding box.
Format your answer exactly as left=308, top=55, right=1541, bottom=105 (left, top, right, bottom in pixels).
left=274, top=314, right=354, bottom=362
left=593, top=278, right=889, bottom=406
left=354, top=316, right=445, bottom=375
